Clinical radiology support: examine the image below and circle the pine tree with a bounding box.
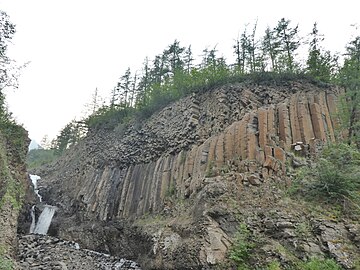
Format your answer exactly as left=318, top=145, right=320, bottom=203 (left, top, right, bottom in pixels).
left=275, top=18, right=300, bottom=72
left=151, top=54, right=167, bottom=84
left=136, top=57, right=151, bottom=108
left=129, top=71, right=137, bottom=108
left=90, top=87, right=102, bottom=114
left=110, top=86, right=116, bottom=108
left=184, top=45, right=194, bottom=74
left=165, top=39, right=185, bottom=75
left=233, top=23, right=261, bottom=74
left=40, top=135, right=51, bottom=149
left=200, top=46, right=229, bottom=87
left=233, top=37, right=243, bottom=73
left=53, top=123, right=73, bottom=155
left=248, top=20, right=258, bottom=72
left=338, top=35, right=360, bottom=147
left=306, top=23, right=335, bottom=82
left=119, top=67, right=132, bottom=107
left=262, top=26, right=280, bottom=71
left=233, top=30, right=249, bottom=73
left=53, top=120, right=84, bottom=155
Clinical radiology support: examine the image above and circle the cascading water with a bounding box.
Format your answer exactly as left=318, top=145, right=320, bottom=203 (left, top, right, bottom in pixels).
left=29, top=174, right=56, bottom=235
left=29, top=205, right=36, bottom=233
left=30, top=174, right=42, bottom=202
left=33, top=205, right=56, bottom=235
left=22, top=175, right=142, bottom=268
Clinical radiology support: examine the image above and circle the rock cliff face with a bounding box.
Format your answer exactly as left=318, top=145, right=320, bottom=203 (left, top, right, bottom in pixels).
left=34, top=81, right=360, bottom=269
left=76, top=86, right=339, bottom=220
left=0, top=126, right=30, bottom=268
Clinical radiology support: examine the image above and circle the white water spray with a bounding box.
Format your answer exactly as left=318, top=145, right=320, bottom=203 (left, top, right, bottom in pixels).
left=30, top=174, right=42, bottom=202
left=29, top=205, right=36, bottom=233
left=33, top=205, right=56, bottom=235
left=29, top=174, right=56, bottom=235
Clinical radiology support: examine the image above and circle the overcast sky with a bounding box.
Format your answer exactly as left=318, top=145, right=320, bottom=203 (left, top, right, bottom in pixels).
left=1, top=0, right=359, bottom=143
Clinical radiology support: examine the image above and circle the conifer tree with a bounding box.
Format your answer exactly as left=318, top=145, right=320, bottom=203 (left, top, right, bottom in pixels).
left=184, top=45, right=194, bottom=74
left=262, top=26, right=280, bottom=71
left=129, top=71, right=137, bottom=108
left=165, top=39, right=185, bottom=75
left=275, top=18, right=300, bottom=72
left=151, top=54, right=168, bottom=84
left=53, top=123, right=74, bottom=155
left=110, top=86, right=116, bottom=108
left=248, top=20, right=258, bottom=72
left=233, top=37, right=243, bottom=73
left=53, top=120, right=84, bottom=155
left=233, top=22, right=262, bottom=73
left=338, top=35, right=360, bottom=147
left=40, top=135, right=51, bottom=149
left=136, top=57, right=151, bottom=108
left=233, top=30, right=248, bottom=73
left=88, top=87, right=102, bottom=114
left=306, top=23, right=334, bottom=82
left=119, top=67, right=132, bottom=107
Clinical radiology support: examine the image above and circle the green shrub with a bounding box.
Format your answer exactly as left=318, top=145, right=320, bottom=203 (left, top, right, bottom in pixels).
left=205, top=161, right=217, bottom=177
left=26, top=148, right=56, bottom=169
left=311, top=158, right=358, bottom=200
left=229, top=223, right=255, bottom=270
left=0, top=119, right=28, bottom=163
left=267, top=261, right=282, bottom=270
left=0, top=256, right=14, bottom=270
left=293, top=143, right=360, bottom=211
left=86, top=106, right=135, bottom=130
left=297, top=257, right=341, bottom=270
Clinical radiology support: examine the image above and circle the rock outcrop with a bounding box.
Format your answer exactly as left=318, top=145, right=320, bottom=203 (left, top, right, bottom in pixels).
left=0, top=125, right=30, bottom=268
left=31, top=81, right=359, bottom=269
left=18, top=234, right=141, bottom=270
left=81, top=88, right=338, bottom=220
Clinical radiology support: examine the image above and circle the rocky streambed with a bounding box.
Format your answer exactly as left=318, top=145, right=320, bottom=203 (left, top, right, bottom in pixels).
left=17, top=234, right=141, bottom=270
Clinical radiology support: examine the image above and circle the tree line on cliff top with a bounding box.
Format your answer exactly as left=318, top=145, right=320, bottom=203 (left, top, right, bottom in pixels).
left=0, top=11, right=28, bottom=158
left=37, top=18, right=359, bottom=156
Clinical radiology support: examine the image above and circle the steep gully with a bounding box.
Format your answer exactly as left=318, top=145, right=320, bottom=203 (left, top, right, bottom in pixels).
left=30, top=82, right=360, bottom=269
left=29, top=174, right=56, bottom=235
left=17, top=174, right=142, bottom=269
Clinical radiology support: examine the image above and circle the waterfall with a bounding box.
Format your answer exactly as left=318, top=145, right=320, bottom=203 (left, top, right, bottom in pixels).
left=29, top=174, right=42, bottom=202
left=29, top=205, right=36, bottom=233
left=33, top=205, right=56, bottom=235
left=29, top=174, right=56, bottom=235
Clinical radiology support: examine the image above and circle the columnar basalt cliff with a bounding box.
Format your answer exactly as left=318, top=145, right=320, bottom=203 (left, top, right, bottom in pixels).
left=34, top=81, right=360, bottom=269
left=79, top=88, right=339, bottom=220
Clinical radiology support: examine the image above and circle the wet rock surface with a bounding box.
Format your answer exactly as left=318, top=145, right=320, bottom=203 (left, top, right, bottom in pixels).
left=18, top=234, right=141, bottom=270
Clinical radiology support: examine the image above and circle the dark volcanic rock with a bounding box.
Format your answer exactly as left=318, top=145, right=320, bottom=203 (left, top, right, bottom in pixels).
left=18, top=234, right=141, bottom=270
left=23, top=81, right=360, bottom=269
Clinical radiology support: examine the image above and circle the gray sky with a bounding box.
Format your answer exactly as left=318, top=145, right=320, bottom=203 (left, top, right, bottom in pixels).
left=1, top=0, right=359, bottom=143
